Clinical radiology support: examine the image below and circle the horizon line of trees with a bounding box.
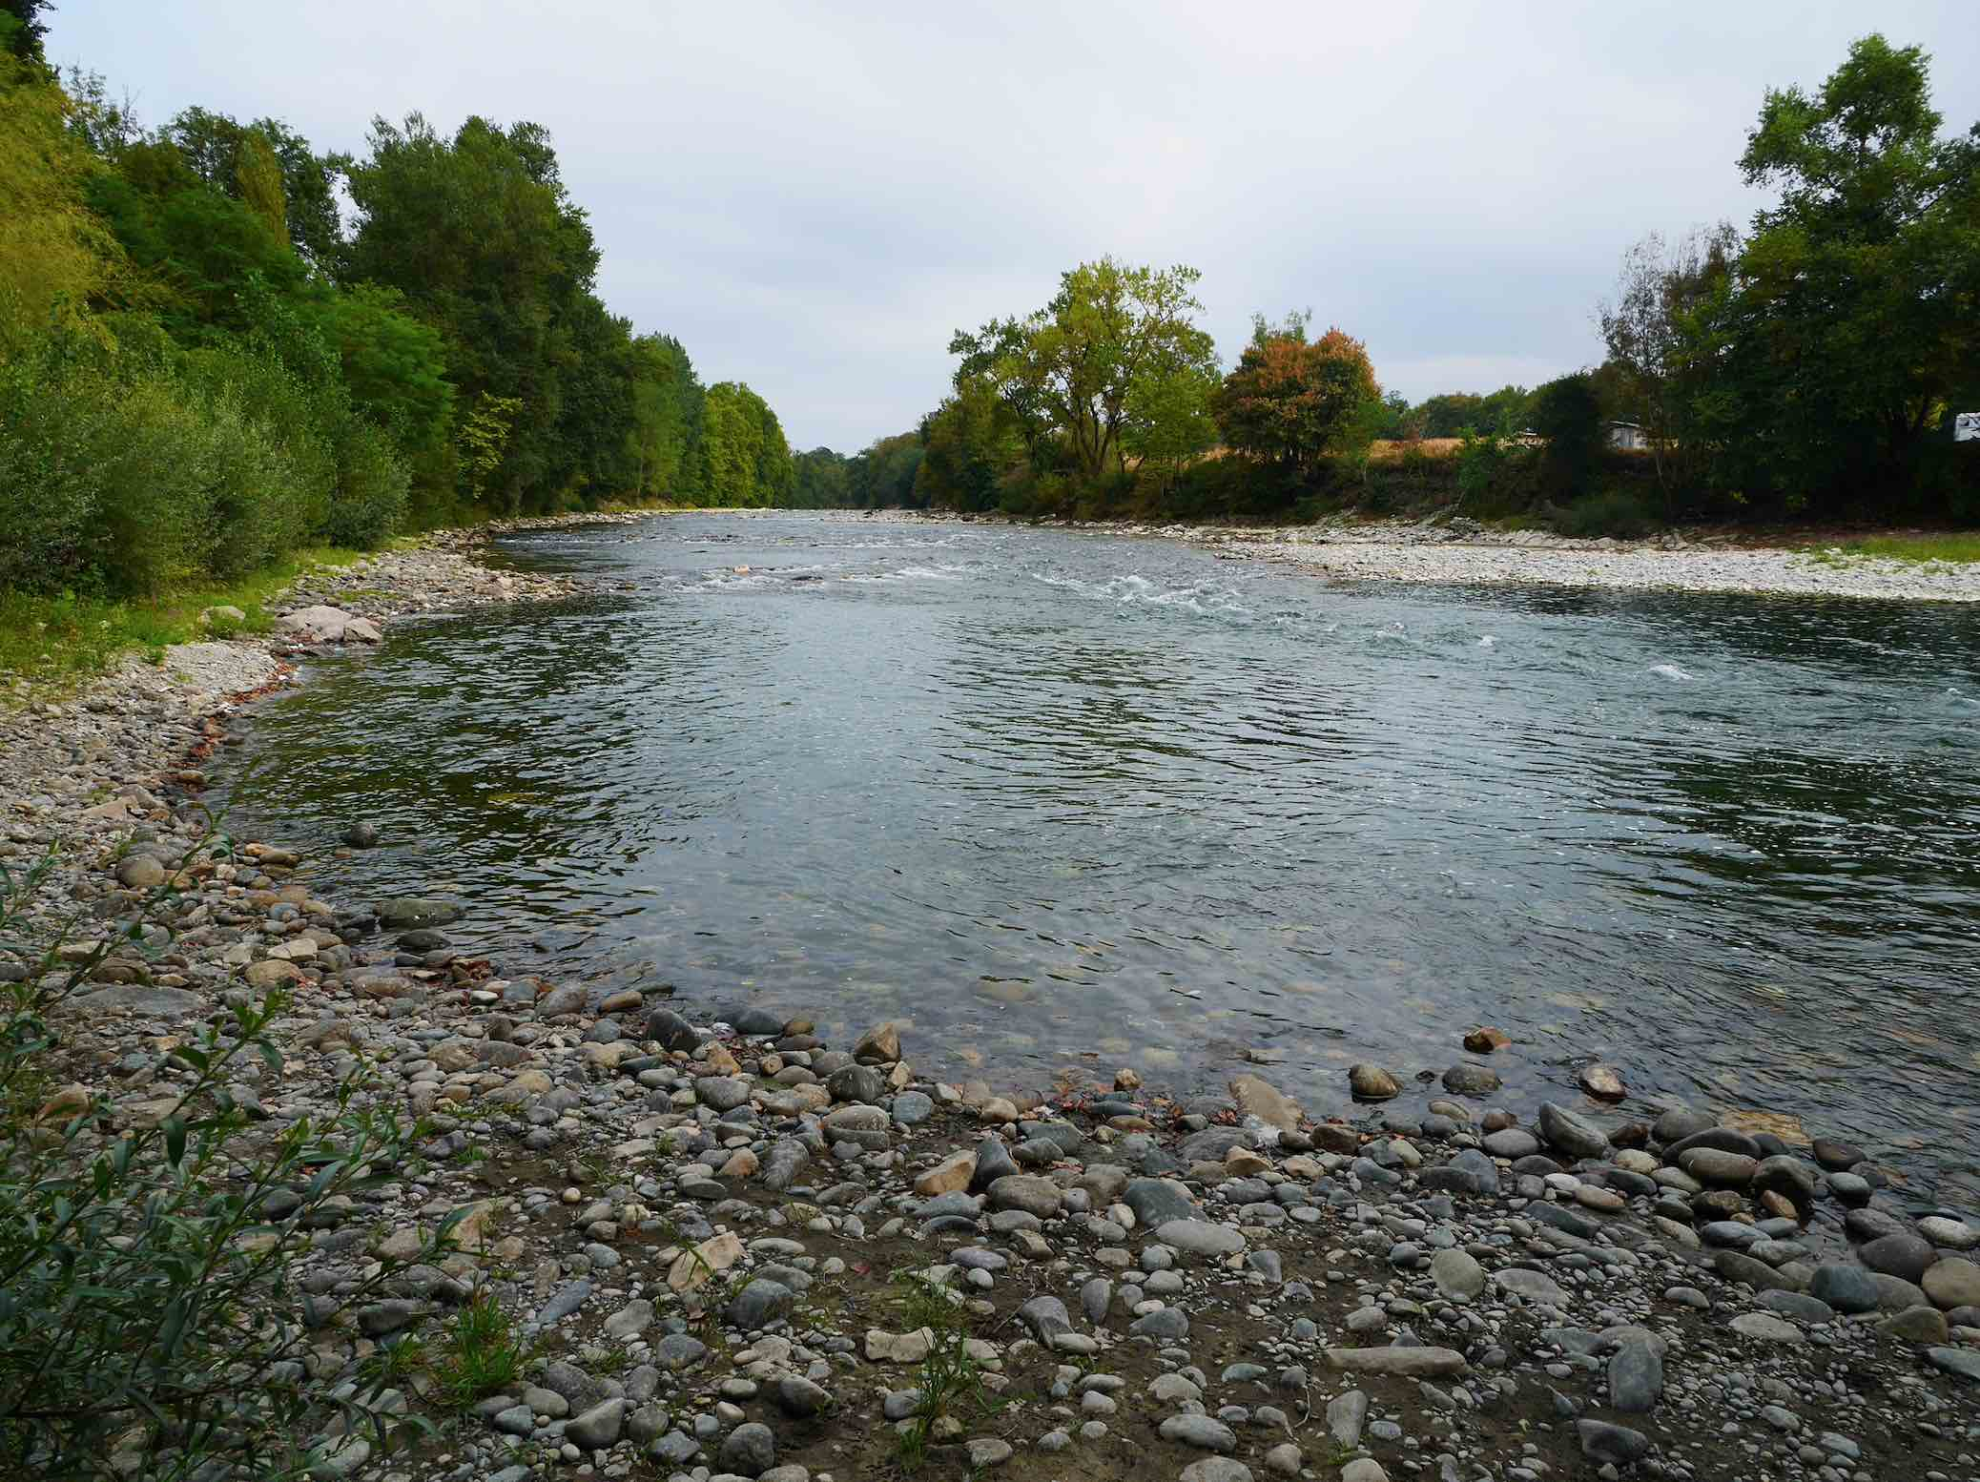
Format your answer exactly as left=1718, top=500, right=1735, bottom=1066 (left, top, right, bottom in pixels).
left=804, top=33, right=1975, bottom=530
left=1, top=6, right=795, bottom=598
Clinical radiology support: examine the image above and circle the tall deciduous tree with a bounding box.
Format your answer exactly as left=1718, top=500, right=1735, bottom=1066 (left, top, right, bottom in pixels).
left=341, top=113, right=604, bottom=512
left=950, top=259, right=1216, bottom=484
left=693, top=381, right=792, bottom=507
left=164, top=109, right=344, bottom=267
left=1527, top=372, right=1604, bottom=495
left=916, top=377, right=1024, bottom=511
left=625, top=333, right=703, bottom=500
left=1728, top=33, right=1979, bottom=500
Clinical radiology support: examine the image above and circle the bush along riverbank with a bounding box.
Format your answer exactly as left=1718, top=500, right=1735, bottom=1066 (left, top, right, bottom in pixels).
left=0, top=596, right=1975, bottom=1479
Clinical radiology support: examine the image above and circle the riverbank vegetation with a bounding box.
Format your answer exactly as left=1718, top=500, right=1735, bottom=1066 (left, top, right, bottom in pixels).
left=0, top=11, right=793, bottom=622
left=808, top=35, right=1976, bottom=536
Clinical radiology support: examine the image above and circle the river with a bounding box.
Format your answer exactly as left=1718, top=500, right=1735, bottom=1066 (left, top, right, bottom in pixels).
left=218, top=512, right=1980, bottom=1203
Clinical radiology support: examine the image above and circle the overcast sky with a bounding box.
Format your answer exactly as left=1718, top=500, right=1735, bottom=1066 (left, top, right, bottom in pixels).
left=47, top=2, right=1980, bottom=453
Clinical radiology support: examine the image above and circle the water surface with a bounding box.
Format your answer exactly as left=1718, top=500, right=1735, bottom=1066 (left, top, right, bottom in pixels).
left=219, top=513, right=1980, bottom=1202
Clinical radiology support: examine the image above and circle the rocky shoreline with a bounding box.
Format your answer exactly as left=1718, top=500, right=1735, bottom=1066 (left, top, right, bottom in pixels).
left=1, top=514, right=1976, bottom=1481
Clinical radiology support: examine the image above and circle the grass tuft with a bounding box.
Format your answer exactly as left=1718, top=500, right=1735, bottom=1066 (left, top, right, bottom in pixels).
left=427, top=1290, right=533, bottom=1409
left=1829, top=533, right=1980, bottom=564
left=889, top=1272, right=1003, bottom=1473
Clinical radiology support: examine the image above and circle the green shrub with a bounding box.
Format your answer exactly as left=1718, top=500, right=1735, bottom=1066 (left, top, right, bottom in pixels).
left=1556, top=488, right=1656, bottom=539
left=0, top=346, right=110, bottom=591
left=84, top=371, right=219, bottom=593
left=322, top=419, right=411, bottom=548
left=0, top=318, right=408, bottom=596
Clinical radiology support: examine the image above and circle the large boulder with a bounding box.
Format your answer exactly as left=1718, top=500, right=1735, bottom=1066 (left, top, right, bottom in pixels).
left=278, top=605, right=362, bottom=642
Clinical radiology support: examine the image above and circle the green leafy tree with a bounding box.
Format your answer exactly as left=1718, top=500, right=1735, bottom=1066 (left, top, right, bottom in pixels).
left=791, top=446, right=851, bottom=507
left=916, top=378, right=1025, bottom=511
left=1527, top=371, right=1604, bottom=495
left=1122, top=359, right=1220, bottom=493
left=458, top=392, right=522, bottom=505
left=1, top=0, right=51, bottom=66
left=86, top=137, right=307, bottom=339
left=341, top=113, right=605, bottom=513
left=1728, top=33, right=1980, bottom=504
left=951, top=259, right=1216, bottom=485
left=164, top=108, right=344, bottom=266
left=625, top=333, right=703, bottom=499
left=1410, top=393, right=1481, bottom=439
left=690, top=381, right=789, bottom=507
left=1598, top=225, right=1741, bottom=497
left=848, top=431, right=924, bottom=508
left=310, top=281, right=454, bottom=456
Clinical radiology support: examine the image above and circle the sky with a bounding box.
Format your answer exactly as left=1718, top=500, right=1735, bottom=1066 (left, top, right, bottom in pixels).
left=44, top=2, right=1980, bottom=454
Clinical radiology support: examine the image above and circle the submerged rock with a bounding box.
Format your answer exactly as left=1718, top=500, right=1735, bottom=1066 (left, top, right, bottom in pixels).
left=1348, top=1064, right=1399, bottom=1100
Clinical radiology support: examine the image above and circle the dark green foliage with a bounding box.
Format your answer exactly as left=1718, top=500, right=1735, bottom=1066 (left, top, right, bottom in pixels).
left=2, top=57, right=791, bottom=603
left=1527, top=373, right=1604, bottom=496
left=162, top=108, right=344, bottom=266
left=1408, top=386, right=1532, bottom=439
left=324, top=418, right=411, bottom=548
left=915, top=380, right=1024, bottom=512
left=847, top=432, right=926, bottom=509
left=1591, top=34, right=1980, bottom=523
left=312, top=282, right=454, bottom=455
left=85, top=145, right=308, bottom=338
left=626, top=334, right=703, bottom=501
left=791, top=446, right=852, bottom=507
left=340, top=113, right=602, bottom=514
left=1556, top=488, right=1655, bottom=539
left=1, top=1, right=50, bottom=65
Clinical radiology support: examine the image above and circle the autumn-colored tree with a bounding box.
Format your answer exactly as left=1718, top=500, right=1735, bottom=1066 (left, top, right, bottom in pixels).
left=1212, top=315, right=1380, bottom=470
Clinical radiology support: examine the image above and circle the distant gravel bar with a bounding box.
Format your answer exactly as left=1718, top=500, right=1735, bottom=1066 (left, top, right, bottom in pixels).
left=1250, top=536, right=1980, bottom=603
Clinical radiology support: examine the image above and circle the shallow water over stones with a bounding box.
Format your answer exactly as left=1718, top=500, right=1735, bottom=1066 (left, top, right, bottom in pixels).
left=216, top=512, right=1980, bottom=1201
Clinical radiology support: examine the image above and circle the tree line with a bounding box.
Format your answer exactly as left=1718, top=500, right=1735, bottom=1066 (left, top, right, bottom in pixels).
left=814, top=34, right=1976, bottom=531
left=0, top=7, right=794, bottom=598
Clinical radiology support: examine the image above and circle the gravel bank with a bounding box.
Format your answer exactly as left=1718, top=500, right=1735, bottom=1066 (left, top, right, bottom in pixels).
left=887, top=509, right=1980, bottom=603
left=1251, top=533, right=1980, bottom=604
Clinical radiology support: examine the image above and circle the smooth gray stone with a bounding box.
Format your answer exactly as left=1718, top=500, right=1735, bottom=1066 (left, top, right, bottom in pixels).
left=1608, top=1340, right=1663, bottom=1413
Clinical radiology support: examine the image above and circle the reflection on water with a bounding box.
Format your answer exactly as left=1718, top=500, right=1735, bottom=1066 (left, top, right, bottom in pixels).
left=218, top=513, right=1980, bottom=1203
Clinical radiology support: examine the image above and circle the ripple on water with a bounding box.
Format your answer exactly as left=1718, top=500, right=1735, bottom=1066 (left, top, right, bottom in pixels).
left=219, top=513, right=1980, bottom=1203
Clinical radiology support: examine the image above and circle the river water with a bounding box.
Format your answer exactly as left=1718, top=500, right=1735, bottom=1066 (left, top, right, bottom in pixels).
left=220, top=512, right=1980, bottom=1203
